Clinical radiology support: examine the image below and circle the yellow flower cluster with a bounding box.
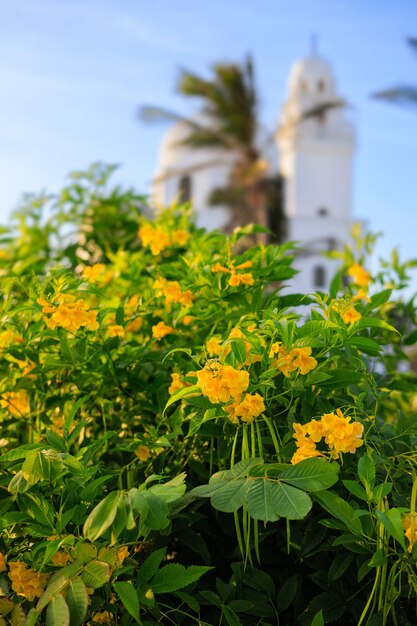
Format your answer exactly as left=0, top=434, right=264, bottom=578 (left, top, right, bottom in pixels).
left=326, top=299, right=362, bottom=325
left=212, top=260, right=254, bottom=287
left=38, top=295, right=99, bottom=332
left=224, top=392, right=265, bottom=424
left=0, top=390, right=30, bottom=417
left=153, top=278, right=193, bottom=307
left=292, top=409, right=364, bottom=464
left=107, top=324, right=125, bottom=339
left=269, top=343, right=317, bottom=377
left=348, top=263, right=371, bottom=287
left=0, top=552, right=6, bottom=572
left=139, top=224, right=189, bottom=255
left=168, top=372, right=188, bottom=394
left=0, top=329, right=24, bottom=349
left=8, top=561, right=49, bottom=601
left=194, top=363, right=249, bottom=404
left=206, top=326, right=263, bottom=365
left=152, top=321, right=174, bottom=339
left=82, top=263, right=113, bottom=285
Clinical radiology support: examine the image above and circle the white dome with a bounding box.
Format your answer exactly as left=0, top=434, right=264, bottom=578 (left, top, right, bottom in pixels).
left=157, top=114, right=232, bottom=172
left=287, top=55, right=336, bottom=97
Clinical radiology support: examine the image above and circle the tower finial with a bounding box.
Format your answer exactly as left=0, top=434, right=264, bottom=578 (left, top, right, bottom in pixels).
left=310, top=34, right=318, bottom=56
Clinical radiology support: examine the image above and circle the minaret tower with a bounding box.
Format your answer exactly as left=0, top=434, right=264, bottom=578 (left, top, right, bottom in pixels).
left=276, top=49, right=355, bottom=293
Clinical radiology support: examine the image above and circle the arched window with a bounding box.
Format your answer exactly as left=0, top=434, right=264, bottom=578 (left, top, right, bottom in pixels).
left=314, top=266, right=326, bottom=289
left=318, top=80, right=325, bottom=92
left=318, top=206, right=328, bottom=217
left=178, top=175, right=192, bottom=203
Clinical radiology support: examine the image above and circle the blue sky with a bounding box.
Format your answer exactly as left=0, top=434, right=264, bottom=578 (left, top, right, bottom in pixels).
left=1, top=0, right=416, bottom=283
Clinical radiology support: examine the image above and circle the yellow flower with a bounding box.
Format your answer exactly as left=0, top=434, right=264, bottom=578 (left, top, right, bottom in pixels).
left=195, top=363, right=249, bottom=404
left=0, top=329, right=24, bottom=348
left=0, top=390, right=30, bottom=417
left=153, top=278, right=193, bottom=307
left=290, top=347, right=318, bottom=375
left=8, top=562, right=49, bottom=601
left=292, top=409, right=364, bottom=463
left=352, top=289, right=371, bottom=303
left=212, top=260, right=254, bottom=287
left=41, top=294, right=99, bottom=332
left=171, top=229, right=190, bottom=246
left=348, top=263, right=371, bottom=287
left=234, top=393, right=265, bottom=423
left=0, top=553, right=6, bottom=572
left=152, top=321, right=174, bottom=339
left=168, top=373, right=187, bottom=394
left=82, top=263, right=113, bottom=284
left=107, top=325, right=125, bottom=338
left=342, top=307, right=362, bottom=325
left=135, top=445, right=151, bottom=462
left=139, top=224, right=171, bottom=255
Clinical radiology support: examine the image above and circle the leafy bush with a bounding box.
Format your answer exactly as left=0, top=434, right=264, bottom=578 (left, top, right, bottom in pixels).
left=0, top=164, right=416, bottom=625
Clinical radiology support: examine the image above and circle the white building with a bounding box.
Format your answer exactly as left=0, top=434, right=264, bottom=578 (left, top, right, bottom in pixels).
left=152, top=53, right=356, bottom=294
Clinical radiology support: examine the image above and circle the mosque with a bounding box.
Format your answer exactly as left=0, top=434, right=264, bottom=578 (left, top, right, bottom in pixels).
left=151, top=53, right=356, bottom=294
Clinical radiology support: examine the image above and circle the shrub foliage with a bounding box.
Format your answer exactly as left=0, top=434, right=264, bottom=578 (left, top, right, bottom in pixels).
left=0, top=164, right=416, bottom=625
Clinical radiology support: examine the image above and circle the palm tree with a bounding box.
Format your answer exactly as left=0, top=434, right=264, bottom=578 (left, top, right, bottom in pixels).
left=372, top=38, right=417, bottom=109
left=140, top=57, right=286, bottom=242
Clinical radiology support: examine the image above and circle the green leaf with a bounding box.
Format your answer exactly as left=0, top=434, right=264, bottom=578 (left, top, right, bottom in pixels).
left=210, top=479, right=250, bottom=513
left=37, top=577, right=70, bottom=612
left=83, top=491, right=124, bottom=541
left=358, top=455, right=375, bottom=491
left=66, top=577, right=88, bottom=626
left=375, top=508, right=406, bottom=551
left=318, top=369, right=362, bottom=388
left=114, top=581, right=140, bottom=623
left=342, top=480, right=368, bottom=501
left=211, top=458, right=263, bottom=482
left=369, top=289, right=392, bottom=308
left=81, top=560, right=110, bottom=590
left=130, top=491, right=170, bottom=530
left=10, top=606, right=25, bottom=626
left=279, top=458, right=339, bottom=492
left=150, top=564, right=212, bottom=594
left=230, top=339, right=247, bottom=365
left=64, top=397, right=88, bottom=436
left=367, top=548, right=388, bottom=568
left=45, top=595, right=69, bottom=626
left=349, top=336, right=381, bottom=355
left=311, top=610, right=324, bottom=626
left=137, top=548, right=166, bottom=587
left=163, top=385, right=200, bottom=413
left=23, top=609, right=40, bottom=626
left=314, top=491, right=362, bottom=533
left=245, top=479, right=280, bottom=522
left=350, top=317, right=398, bottom=335
left=147, top=473, right=187, bottom=502
left=246, top=479, right=312, bottom=521
left=22, top=450, right=63, bottom=485
left=328, top=552, right=354, bottom=582
left=277, top=575, right=298, bottom=612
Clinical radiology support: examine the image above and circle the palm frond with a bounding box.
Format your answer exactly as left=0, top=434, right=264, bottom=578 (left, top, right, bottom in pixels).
left=139, top=105, right=237, bottom=149
left=372, top=85, right=417, bottom=108
left=300, top=99, right=347, bottom=120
